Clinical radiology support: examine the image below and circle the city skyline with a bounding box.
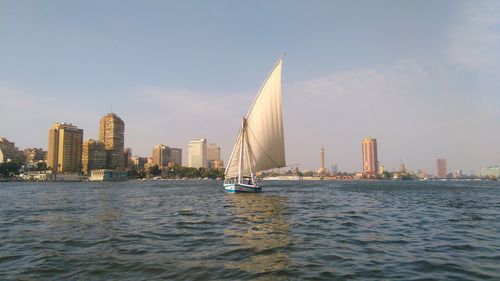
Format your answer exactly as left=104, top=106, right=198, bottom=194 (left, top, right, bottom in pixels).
left=1, top=1, right=499, bottom=173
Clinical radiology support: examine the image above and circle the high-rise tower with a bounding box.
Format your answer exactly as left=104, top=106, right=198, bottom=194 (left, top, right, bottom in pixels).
left=188, top=138, right=207, bottom=168
left=362, top=138, right=378, bottom=177
left=47, top=123, right=83, bottom=172
left=99, top=113, right=125, bottom=169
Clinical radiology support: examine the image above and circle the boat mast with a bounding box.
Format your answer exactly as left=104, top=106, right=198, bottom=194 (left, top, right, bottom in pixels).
left=244, top=126, right=254, bottom=183
left=237, top=118, right=246, bottom=184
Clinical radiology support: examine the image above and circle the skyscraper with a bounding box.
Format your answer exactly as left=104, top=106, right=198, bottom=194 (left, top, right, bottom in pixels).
left=99, top=113, right=125, bottom=169
left=436, top=159, right=447, bottom=178
left=82, top=139, right=107, bottom=175
left=188, top=138, right=207, bottom=168
left=152, top=144, right=170, bottom=167
left=47, top=123, right=83, bottom=172
left=362, top=138, right=378, bottom=177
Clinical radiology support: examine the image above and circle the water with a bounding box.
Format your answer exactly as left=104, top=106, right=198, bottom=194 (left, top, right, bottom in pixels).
left=1, top=180, right=499, bottom=280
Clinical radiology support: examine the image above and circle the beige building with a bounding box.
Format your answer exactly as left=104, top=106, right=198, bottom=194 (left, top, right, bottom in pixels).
left=152, top=144, right=170, bottom=167
left=362, top=138, right=378, bottom=177
left=99, top=113, right=125, bottom=169
left=47, top=123, right=83, bottom=172
left=23, top=148, right=46, bottom=165
left=210, top=159, right=224, bottom=171
left=82, top=139, right=107, bottom=175
left=188, top=138, right=207, bottom=168
left=0, top=138, right=25, bottom=163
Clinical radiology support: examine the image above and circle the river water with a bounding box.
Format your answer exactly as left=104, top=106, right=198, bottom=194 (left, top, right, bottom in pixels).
left=0, top=180, right=499, bottom=280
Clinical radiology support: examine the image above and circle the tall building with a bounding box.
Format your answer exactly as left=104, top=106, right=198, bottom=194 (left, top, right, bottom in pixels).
left=188, top=138, right=207, bottom=168
left=169, top=148, right=182, bottom=166
left=152, top=144, right=170, bottom=167
left=436, top=159, right=447, bottom=178
left=0, top=138, right=25, bottom=163
left=362, top=138, right=378, bottom=177
left=99, top=113, right=125, bottom=169
left=47, top=123, right=83, bottom=172
left=319, top=146, right=325, bottom=174
left=82, top=139, right=107, bottom=175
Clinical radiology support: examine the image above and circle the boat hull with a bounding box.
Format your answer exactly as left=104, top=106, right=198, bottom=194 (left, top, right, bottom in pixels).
left=224, top=183, right=262, bottom=193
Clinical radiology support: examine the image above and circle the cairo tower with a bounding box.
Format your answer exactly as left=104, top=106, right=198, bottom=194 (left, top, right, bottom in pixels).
left=99, top=113, right=125, bottom=169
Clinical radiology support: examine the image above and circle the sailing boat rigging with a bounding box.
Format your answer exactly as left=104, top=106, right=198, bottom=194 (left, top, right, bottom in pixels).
left=223, top=55, right=286, bottom=193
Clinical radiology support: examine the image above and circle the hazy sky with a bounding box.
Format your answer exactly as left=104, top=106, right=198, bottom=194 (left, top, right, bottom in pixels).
left=1, top=0, right=499, bottom=173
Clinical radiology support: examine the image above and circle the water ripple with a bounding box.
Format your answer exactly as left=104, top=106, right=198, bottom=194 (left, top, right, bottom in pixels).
left=0, top=180, right=499, bottom=280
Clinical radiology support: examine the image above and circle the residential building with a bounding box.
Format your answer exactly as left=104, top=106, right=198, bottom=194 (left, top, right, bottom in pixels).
left=362, top=138, right=378, bottom=177
left=23, top=148, right=46, bottom=165
left=188, top=138, right=207, bottom=168
left=0, top=138, right=25, bottom=163
left=47, top=123, right=83, bottom=172
left=82, top=139, right=107, bottom=175
left=99, top=113, right=125, bottom=169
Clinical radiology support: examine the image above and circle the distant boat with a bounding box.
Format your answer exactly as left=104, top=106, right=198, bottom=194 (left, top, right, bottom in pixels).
left=223, top=55, right=286, bottom=193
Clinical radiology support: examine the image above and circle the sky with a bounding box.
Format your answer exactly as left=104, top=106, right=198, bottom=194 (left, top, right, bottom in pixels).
left=1, top=0, right=499, bottom=174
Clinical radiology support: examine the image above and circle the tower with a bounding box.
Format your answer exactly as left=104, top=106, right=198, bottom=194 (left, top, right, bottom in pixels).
left=99, top=113, right=125, bottom=169
left=362, top=138, right=378, bottom=178
left=319, top=146, right=325, bottom=174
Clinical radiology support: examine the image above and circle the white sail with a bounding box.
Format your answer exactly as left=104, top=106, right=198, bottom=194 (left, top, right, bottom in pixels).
left=225, top=57, right=285, bottom=179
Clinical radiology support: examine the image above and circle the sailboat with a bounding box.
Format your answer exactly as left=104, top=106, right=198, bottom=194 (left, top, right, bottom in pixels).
left=223, top=55, right=286, bottom=193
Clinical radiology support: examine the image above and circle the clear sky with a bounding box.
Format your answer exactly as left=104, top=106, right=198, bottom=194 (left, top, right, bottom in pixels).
left=1, top=0, right=499, bottom=174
